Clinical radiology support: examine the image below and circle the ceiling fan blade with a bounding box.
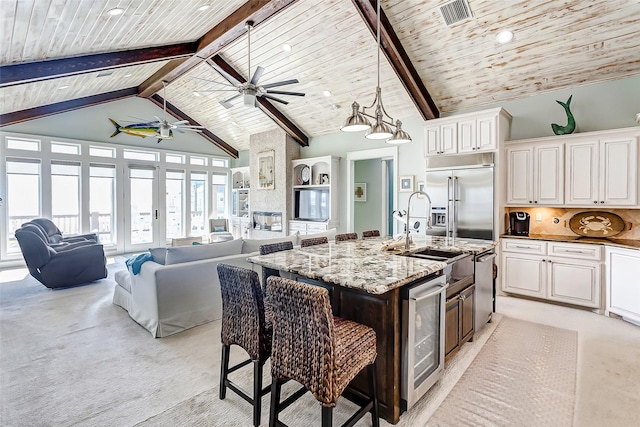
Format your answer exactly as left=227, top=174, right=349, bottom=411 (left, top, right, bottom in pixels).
left=266, top=90, right=305, bottom=97
left=261, top=79, right=298, bottom=89
left=250, top=66, right=265, bottom=85
left=194, top=89, right=240, bottom=92
left=172, top=120, right=190, bottom=126
left=220, top=93, right=242, bottom=109
left=261, top=94, right=289, bottom=105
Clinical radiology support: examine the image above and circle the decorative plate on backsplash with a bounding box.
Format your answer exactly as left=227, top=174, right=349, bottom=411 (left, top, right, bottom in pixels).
left=569, top=211, right=625, bottom=237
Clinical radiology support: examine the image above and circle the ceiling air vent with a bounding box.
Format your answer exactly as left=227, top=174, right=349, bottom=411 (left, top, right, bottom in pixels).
left=439, top=0, right=472, bottom=26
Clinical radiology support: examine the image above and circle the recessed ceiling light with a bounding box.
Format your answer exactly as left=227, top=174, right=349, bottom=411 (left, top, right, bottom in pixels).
left=322, top=90, right=332, bottom=97
left=198, top=5, right=210, bottom=11
left=193, top=91, right=201, bottom=97
left=496, top=30, right=514, bottom=44
left=281, top=43, right=292, bottom=52
left=107, top=7, right=124, bottom=16
left=124, top=73, right=132, bottom=78
left=58, top=85, right=69, bottom=90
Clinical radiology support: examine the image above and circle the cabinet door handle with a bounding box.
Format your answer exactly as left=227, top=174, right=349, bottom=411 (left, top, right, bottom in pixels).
left=593, top=201, right=598, bottom=204
left=560, top=249, right=586, bottom=253
left=534, top=201, right=538, bottom=203
left=514, top=245, right=535, bottom=249
left=529, top=201, right=533, bottom=204
left=600, top=201, right=604, bottom=203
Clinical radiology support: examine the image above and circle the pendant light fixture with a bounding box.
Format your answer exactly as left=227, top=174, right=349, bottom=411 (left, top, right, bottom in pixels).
left=340, top=0, right=411, bottom=144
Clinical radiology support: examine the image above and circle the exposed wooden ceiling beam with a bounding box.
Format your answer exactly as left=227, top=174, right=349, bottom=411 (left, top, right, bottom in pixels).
left=0, top=88, right=138, bottom=127
left=351, top=0, right=439, bottom=120
left=208, top=55, right=309, bottom=147
left=0, top=44, right=196, bottom=88
left=137, top=0, right=297, bottom=98
left=149, top=94, right=239, bottom=158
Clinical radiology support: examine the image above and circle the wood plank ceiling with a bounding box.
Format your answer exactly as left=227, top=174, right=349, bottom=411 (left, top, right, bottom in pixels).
left=1, top=0, right=639, bottom=155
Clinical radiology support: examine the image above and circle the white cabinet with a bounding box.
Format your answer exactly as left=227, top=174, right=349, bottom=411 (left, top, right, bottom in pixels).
left=425, top=123, right=457, bottom=156
left=565, top=136, right=638, bottom=206
left=501, top=239, right=602, bottom=308
left=291, top=156, right=340, bottom=233
left=230, top=216, right=250, bottom=239
left=424, top=108, right=511, bottom=157
left=506, top=142, right=564, bottom=205
left=606, top=246, right=640, bottom=324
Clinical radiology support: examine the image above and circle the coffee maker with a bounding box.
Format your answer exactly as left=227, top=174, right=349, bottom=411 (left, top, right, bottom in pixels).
left=509, top=211, right=530, bottom=236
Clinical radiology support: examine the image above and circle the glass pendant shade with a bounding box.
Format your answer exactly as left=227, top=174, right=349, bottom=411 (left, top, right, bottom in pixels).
left=341, top=102, right=371, bottom=132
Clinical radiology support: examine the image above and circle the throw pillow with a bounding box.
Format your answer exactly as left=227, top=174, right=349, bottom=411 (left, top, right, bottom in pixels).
left=241, top=234, right=298, bottom=254
left=213, top=225, right=226, bottom=232
left=165, top=238, right=243, bottom=265
left=149, top=247, right=167, bottom=265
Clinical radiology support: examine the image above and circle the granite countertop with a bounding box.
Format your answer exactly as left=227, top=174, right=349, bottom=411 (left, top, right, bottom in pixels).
left=501, top=234, right=640, bottom=250
left=247, top=236, right=497, bottom=294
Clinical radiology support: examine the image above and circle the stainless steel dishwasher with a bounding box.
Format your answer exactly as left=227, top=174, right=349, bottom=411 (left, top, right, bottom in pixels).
left=474, top=249, right=497, bottom=330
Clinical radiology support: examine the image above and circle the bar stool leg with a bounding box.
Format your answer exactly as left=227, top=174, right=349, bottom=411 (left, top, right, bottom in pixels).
left=321, top=405, right=332, bottom=427
left=253, top=361, right=263, bottom=427
left=220, top=344, right=230, bottom=399
left=269, top=378, right=283, bottom=427
left=368, top=362, right=380, bottom=427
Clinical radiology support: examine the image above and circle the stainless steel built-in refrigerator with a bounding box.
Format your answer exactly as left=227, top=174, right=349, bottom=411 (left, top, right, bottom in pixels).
left=425, top=152, right=494, bottom=241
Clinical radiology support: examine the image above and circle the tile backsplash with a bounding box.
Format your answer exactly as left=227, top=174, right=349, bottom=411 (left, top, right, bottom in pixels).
left=504, top=207, right=640, bottom=240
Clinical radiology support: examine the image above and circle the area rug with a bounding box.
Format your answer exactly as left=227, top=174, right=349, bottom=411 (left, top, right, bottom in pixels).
left=428, top=317, right=577, bottom=426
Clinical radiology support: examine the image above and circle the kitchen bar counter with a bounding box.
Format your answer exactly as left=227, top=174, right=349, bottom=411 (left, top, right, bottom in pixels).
left=247, top=235, right=497, bottom=424
left=247, top=236, right=496, bottom=294
left=501, top=234, right=640, bottom=250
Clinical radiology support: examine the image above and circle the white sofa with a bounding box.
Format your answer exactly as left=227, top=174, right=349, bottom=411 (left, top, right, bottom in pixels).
left=113, top=229, right=337, bottom=338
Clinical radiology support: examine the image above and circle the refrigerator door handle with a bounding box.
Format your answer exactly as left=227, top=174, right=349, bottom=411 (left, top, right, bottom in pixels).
left=452, top=176, right=459, bottom=238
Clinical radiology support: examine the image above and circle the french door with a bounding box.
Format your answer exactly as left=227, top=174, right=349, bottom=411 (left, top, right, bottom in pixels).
left=124, top=166, right=160, bottom=252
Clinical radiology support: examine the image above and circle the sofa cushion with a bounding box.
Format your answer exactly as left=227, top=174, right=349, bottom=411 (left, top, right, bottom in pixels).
left=114, top=269, right=132, bottom=293
left=149, top=247, right=167, bottom=265
left=241, top=234, right=298, bottom=254
left=297, top=228, right=337, bottom=245
left=165, top=238, right=243, bottom=265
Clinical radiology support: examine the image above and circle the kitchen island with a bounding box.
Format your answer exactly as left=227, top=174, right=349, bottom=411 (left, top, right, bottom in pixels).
left=247, top=236, right=496, bottom=423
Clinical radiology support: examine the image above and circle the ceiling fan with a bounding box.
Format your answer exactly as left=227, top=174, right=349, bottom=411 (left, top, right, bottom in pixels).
left=195, top=20, right=305, bottom=109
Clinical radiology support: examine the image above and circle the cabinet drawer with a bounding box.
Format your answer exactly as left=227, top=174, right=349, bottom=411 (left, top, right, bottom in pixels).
left=307, top=223, right=328, bottom=232
left=502, top=239, right=546, bottom=255
left=548, top=242, right=602, bottom=261
left=288, top=222, right=307, bottom=232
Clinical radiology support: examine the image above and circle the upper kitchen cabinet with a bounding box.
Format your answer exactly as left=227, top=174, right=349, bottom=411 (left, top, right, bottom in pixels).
left=424, top=108, right=512, bottom=157
left=565, top=134, right=638, bottom=207
left=506, top=141, right=564, bottom=205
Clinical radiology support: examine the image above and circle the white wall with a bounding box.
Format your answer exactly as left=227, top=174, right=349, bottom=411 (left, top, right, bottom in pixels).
left=354, top=159, right=383, bottom=235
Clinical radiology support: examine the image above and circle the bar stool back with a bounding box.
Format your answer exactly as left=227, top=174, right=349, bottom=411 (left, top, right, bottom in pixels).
left=267, top=276, right=379, bottom=427
left=362, top=230, right=381, bottom=238
left=300, top=236, right=329, bottom=247
left=217, top=263, right=272, bottom=427
left=335, top=232, right=358, bottom=242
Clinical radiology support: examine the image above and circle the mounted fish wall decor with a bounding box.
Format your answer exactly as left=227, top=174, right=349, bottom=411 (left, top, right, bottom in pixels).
left=551, top=95, right=576, bottom=135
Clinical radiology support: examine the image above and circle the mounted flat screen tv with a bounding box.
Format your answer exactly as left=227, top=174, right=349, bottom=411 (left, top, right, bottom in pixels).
left=294, top=188, right=329, bottom=221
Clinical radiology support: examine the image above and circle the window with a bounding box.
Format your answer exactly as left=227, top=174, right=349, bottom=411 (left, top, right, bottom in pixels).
left=211, top=172, right=227, bottom=219
left=6, top=137, right=40, bottom=151
left=51, top=162, right=81, bottom=235
left=190, top=156, right=207, bottom=166
left=211, top=158, right=228, bottom=167
left=89, top=146, right=115, bottom=158
left=123, top=149, right=158, bottom=162
left=51, top=141, right=81, bottom=155
left=6, top=159, right=41, bottom=253
left=166, top=154, right=185, bottom=164
left=129, top=168, right=155, bottom=245
left=166, top=170, right=185, bottom=239
left=90, top=165, right=116, bottom=245
left=190, top=172, right=207, bottom=236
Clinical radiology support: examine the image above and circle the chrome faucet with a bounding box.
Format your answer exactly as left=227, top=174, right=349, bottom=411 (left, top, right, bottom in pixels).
left=405, top=190, right=432, bottom=250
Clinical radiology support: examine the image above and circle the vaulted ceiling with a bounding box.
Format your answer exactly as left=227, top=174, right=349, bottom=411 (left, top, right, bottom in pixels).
left=1, top=0, right=639, bottom=158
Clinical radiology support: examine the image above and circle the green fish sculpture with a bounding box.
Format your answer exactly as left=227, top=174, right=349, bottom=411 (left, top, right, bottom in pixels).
left=551, top=95, right=576, bottom=135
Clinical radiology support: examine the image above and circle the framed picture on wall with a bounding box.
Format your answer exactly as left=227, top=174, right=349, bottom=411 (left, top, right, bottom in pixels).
left=354, top=182, right=367, bottom=202
left=257, top=150, right=275, bottom=190
left=399, top=175, right=414, bottom=193
left=417, top=181, right=425, bottom=198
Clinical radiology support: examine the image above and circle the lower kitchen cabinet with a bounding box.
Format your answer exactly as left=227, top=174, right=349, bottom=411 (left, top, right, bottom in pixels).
left=606, top=246, right=640, bottom=324
left=501, top=239, right=602, bottom=309
left=445, top=284, right=475, bottom=362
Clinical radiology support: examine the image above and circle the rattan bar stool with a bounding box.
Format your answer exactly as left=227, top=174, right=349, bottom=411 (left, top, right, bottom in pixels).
left=267, top=276, right=379, bottom=427
left=300, top=236, right=329, bottom=247
left=335, top=232, right=358, bottom=242
left=259, top=241, right=294, bottom=288
left=362, top=230, right=380, bottom=238
left=217, top=264, right=272, bottom=427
